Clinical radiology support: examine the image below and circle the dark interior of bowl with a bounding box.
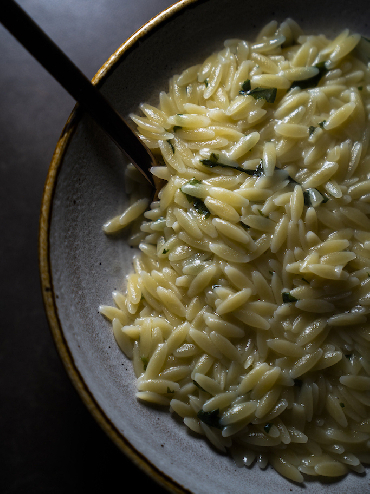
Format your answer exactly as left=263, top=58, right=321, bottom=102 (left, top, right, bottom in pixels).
left=44, top=0, right=370, bottom=492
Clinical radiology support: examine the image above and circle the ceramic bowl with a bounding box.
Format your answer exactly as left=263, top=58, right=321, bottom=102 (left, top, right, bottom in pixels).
left=39, top=0, right=370, bottom=492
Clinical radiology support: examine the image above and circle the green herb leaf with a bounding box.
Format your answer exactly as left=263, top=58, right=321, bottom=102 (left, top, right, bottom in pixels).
left=239, top=79, right=251, bottom=94
left=193, top=198, right=211, bottom=217
left=309, top=125, right=316, bottom=136
left=182, top=187, right=211, bottom=217
left=290, top=62, right=328, bottom=90
left=200, top=158, right=246, bottom=173
left=162, top=248, right=170, bottom=254
left=197, top=409, right=222, bottom=429
left=248, top=87, right=277, bottom=103
left=238, top=80, right=277, bottom=102
left=303, top=190, right=312, bottom=207
left=318, top=120, right=326, bottom=129
left=200, top=155, right=263, bottom=176
left=188, top=177, right=202, bottom=186
left=140, top=356, right=149, bottom=370
left=282, top=292, right=298, bottom=303
left=183, top=193, right=193, bottom=203
left=193, top=380, right=206, bottom=392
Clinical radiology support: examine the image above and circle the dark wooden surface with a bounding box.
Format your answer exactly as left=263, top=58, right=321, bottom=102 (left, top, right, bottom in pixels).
left=0, top=1, right=174, bottom=492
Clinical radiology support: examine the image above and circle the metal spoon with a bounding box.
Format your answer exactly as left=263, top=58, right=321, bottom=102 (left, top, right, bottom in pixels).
left=0, top=0, right=158, bottom=188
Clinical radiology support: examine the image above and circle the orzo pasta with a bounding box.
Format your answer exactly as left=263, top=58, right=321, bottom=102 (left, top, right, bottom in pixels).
left=100, top=19, right=370, bottom=483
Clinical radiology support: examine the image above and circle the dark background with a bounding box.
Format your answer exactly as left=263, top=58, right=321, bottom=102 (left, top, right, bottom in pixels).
left=0, top=1, right=174, bottom=492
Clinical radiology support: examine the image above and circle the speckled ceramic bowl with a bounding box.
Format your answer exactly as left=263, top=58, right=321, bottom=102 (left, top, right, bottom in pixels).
left=39, top=0, right=370, bottom=492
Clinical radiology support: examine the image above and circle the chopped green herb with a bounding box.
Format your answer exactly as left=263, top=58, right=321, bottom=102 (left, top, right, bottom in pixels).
left=238, top=79, right=277, bottom=102
left=200, top=158, right=240, bottom=172
left=257, top=208, right=268, bottom=218
left=340, top=402, right=345, bottom=408
left=264, top=423, right=273, bottom=433
left=201, top=154, right=264, bottom=176
left=166, top=139, right=175, bottom=153
left=162, top=248, right=170, bottom=254
left=294, top=378, right=303, bottom=387
left=197, top=409, right=222, bottom=429
left=200, top=158, right=247, bottom=174
left=188, top=177, right=202, bottom=186
left=183, top=191, right=211, bottom=218
left=318, top=120, right=326, bottom=129
left=248, top=87, right=277, bottom=103
left=193, top=198, right=210, bottom=217
left=204, top=79, right=209, bottom=87
left=180, top=178, right=203, bottom=197
left=193, top=380, right=206, bottom=392
left=239, top=79, right=251, bottom=94
left=290, top=62, right=328, bottom=90
left=309, top=125, right=316, bottom=136
left=282, top=292, right=298, bottom=303
left=140, top=356, right=149, bottom=370
left=303, top=190, right=311, bottom=207
left=301, top=277, right=310, bottom=284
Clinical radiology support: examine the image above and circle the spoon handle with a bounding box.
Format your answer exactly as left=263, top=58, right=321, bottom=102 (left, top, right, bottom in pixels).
left=0, top=0, right=155, bottom=185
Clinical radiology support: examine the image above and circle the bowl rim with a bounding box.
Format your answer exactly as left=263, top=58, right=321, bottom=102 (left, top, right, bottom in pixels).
left=38, top=1, right=202, bottom=493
